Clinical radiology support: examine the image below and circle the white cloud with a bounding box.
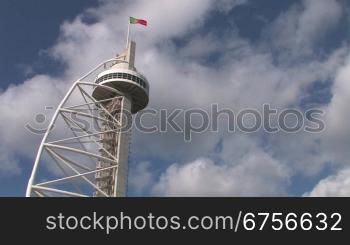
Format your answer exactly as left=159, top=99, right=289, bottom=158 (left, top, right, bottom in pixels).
left=0, top=75, right=66, bottom=160
left=305, top=168, right=350, bottom=197
left=214, top=0, right=247, bottom=13
left=153, top=135, right=291, bottom=196
left=297, top=0, right=342, bottom=45
left=153, top=156, right=289, bottom=196
left=264, top=0, right=342, bottom=58
left=322, top=54, right=350, bottom=163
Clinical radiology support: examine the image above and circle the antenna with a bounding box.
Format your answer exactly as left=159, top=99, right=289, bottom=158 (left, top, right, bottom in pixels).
left=126, top=19, right=130, bottom=48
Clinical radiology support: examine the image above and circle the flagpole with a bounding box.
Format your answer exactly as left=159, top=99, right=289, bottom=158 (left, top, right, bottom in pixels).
left=126, top=18, right=130, bottom=48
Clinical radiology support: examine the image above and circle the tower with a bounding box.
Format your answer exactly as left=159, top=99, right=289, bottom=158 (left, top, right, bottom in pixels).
left=92, top=40, right=149, bottom=196
left=25, top=40, right=149, bottom=197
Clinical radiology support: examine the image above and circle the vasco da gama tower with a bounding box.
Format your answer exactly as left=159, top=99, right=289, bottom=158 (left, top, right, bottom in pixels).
left=26, top=39, right=149, bottom=197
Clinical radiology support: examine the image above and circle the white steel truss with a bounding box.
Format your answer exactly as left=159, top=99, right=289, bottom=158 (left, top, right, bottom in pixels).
left=26, top=58, right=130, bottom=197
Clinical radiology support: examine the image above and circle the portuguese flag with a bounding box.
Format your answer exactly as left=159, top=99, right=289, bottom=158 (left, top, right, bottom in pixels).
left=129, top=17, right=147, bottom=26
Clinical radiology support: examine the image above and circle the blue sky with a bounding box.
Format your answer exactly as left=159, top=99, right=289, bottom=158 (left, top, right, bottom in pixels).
left=1, top=0, right=350, bottom=197
left=0, top=0, right=99, bottom=88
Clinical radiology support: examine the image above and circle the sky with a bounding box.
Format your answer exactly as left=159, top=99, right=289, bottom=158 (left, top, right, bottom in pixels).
left=1, top=0, right=350, bottom=196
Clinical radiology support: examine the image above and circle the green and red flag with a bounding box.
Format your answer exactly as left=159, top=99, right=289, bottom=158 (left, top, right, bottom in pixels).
left=129, top=17, right=147, bottom=26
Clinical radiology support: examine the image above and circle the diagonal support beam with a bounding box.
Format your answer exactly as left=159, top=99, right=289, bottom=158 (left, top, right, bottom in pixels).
left=46, top=147, right=110, bottom=197
left=60, top=113, right=118, bottom=162
left=36, top=165, right=118, bottom=187
left=32, top=185, right=88, bottom=197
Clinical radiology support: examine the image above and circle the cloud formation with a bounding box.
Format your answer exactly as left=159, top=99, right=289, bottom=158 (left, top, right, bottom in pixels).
left=153, top=135, right=290, bottom=196
left=0, top=0, right=349, bottom=196
left=305, top=168, right=350, bottom=197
